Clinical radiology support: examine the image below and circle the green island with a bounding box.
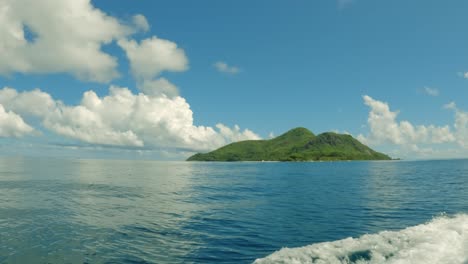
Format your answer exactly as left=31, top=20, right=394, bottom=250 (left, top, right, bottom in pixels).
left=187, top=127, right=391, bottom=161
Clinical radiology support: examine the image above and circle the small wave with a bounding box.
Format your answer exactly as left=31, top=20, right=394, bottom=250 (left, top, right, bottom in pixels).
left=254, top=214, right=468, bottom=264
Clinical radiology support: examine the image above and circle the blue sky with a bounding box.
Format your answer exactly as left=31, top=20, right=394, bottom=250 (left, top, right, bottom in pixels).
left=1, top=0, right=468, bottom=159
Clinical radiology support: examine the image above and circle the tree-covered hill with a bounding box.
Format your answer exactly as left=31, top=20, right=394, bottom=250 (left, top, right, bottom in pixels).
left=187, top=127, right=391, bottom=161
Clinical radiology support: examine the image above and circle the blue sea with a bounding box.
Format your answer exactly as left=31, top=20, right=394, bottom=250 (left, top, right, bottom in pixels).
left=0, top=158, right=467, bottom=263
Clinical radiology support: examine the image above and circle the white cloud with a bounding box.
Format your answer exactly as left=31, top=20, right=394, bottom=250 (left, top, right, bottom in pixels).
left=0, top=0, right=143, bottom=83
left=118, top=36, right=188, bottom=97
left=0, top=2, right=258, bottom=153
left=443, top=102, right=468, bottom=148
left=118, top=37, right=189, bottom=81
left=358, top=95, right=455, bottom=147
left=444, top=101, right=457, bottom=110
left=332, top=129, right=351, bottom=135
left=0, top=104, right=34, bottom=137
left=0, top=86, right=260, bottom=151
left=0, top=87, right=56, bottom=116
left=453, top=110, right=468, bottom=148
left=132, top=14, right=150, bottom=32
left=44, top=101, right=144, bottom=147
left=214, top=61, right=240, bottom=74
left=139, top=78, right=179, bottom=97
left=216, top=124, right=261, bottom=143
left=424, top=86, right=439, bottom=96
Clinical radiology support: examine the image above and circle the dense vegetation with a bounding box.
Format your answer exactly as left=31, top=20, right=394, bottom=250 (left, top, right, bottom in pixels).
left=187, top=127, right=391, bottom=161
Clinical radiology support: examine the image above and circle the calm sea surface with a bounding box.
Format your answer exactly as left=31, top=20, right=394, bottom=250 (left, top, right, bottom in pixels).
left=0, top=158, right=467, bottom=263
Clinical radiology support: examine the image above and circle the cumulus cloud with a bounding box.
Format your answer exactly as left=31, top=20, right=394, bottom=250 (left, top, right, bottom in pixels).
left=0, top=0, right=144, bottom=82
left=0, top=104, right=34, bottom=137
left=118, top=37, right=189, bottom=81
left=444, top=102, right=468, bottom=148
left=139, top=78, right=179, bottom=98
left=0, top=87, right=56, bottom=116
left=216, top=124, right=261, bottom=143
left=132, top=14, right=150, bottom=32
left=358, top=95, right=455, bottom=147
left=444, top=102, right=457, bottom=110
left=0, top=86, right=260, bottom=151
left=214, top=61, right=240, bottom=74
left=118, top=36, right=189, bottom=97
left=0, top=1, right=259, bottom=154
left=424, top=86, right=439, bottom=96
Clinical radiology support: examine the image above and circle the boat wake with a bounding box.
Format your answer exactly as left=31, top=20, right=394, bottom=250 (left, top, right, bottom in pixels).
left=254, top=214, right=468, bottom=264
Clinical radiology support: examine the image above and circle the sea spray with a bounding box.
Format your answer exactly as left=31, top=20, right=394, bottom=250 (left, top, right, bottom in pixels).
left=254, top=214, right=468, bottom=264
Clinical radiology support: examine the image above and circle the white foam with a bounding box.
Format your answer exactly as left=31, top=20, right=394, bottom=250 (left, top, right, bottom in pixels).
left=254, top=214, right=468, bottom=264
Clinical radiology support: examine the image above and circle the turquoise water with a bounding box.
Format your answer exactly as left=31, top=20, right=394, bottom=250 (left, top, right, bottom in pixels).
left=0, top=158, right=467, bottom=263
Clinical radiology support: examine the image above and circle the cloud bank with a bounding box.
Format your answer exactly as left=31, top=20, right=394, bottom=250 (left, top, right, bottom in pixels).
left=357, top=95, right=468, bottom=156
left=0, top=86, right=260, bottom=151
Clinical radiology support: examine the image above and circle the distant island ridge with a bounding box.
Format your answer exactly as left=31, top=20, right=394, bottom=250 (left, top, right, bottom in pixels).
left=187, top=127, right=391, bottom=161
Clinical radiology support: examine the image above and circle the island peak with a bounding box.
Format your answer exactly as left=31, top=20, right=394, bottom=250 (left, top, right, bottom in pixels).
left=187, top=127, right=390, bottom=162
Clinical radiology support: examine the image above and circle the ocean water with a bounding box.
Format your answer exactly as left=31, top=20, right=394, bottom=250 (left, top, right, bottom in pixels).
left=0, top=158, right=467, bottom=264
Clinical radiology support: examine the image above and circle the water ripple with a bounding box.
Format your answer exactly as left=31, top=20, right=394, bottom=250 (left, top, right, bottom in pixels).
left=0, top=158, right=467, bottom=263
